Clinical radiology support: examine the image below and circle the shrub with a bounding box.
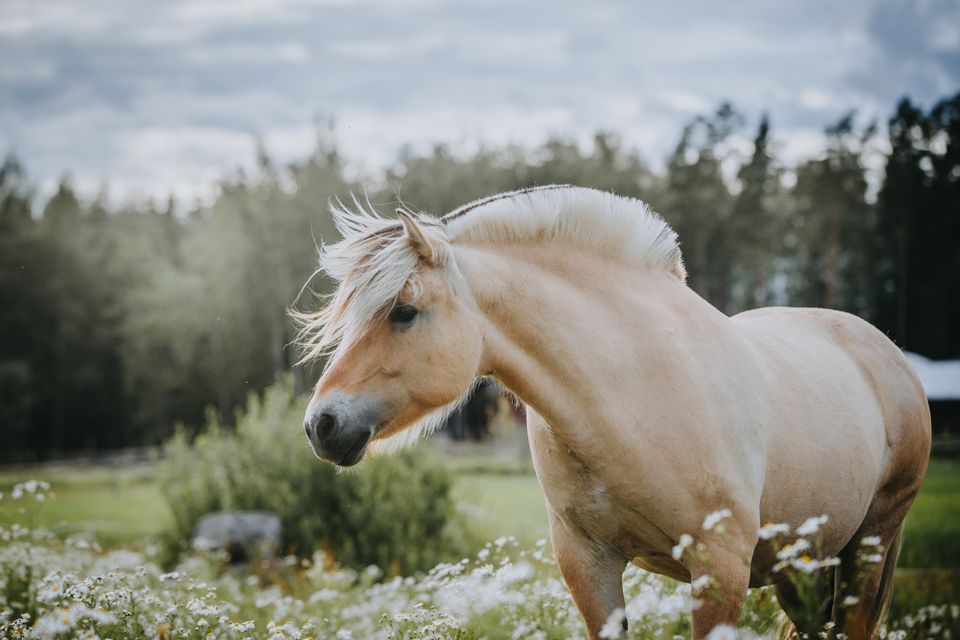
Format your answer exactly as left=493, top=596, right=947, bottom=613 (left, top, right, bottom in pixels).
left=159, top=379, right=464, bottom=574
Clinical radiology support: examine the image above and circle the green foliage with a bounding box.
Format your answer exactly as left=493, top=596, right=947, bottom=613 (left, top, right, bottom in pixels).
left=661, top=103, right=743, bottom=308
left=875, top=94, right=960, bottom=359
left=0, top=171, right=129, bottom=456
left=158, top=380, right=465, bottom=574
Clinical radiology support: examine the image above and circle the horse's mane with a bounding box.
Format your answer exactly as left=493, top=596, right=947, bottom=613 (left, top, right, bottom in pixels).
left=293, top=185, right=684, bottom=364
left=443, top=185, right=684, bottom=275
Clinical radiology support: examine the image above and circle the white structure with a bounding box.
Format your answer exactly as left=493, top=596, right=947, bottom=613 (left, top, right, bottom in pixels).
left=904, top=352, right=960, bottom=400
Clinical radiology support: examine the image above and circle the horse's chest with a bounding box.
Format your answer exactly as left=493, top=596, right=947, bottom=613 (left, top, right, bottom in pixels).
left=530, top=433, right=667, bottom=557
left=552, top=460, right=615, bottom=539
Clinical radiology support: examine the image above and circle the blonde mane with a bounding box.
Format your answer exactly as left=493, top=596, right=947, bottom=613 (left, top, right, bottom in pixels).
left=442, top=185, right=684, bottom=276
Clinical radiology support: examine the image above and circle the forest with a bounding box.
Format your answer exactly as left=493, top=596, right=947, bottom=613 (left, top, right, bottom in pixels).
left=1, top=93, right=958, bottom=459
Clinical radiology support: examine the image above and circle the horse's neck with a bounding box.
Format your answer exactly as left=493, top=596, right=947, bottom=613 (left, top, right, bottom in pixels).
left=457, top=242, right=723, bottom=446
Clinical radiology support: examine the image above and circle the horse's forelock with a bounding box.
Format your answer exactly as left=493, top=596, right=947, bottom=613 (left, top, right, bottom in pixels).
left=294, top=203, right=446, bottom=365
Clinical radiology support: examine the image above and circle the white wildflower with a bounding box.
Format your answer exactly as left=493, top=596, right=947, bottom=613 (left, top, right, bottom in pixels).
left=793, top=556, right=820, bottom=574
left=706, top=624, right=738, bottom=640
left=308, top=589, right=340, bottom=603
left=493, top=535, right=516, bottom=550
left=776, top=538, right=811, bottom=560
left=11, top=479, right=51, bottom=501
left=672, top=533, right=694, bottom=560
left=702, top=509, right=732, bottom=531
left=599, top=608, right=626, bottom=639
left=757, top=522, right=790, bottom=540
left=691, top=574, right=713, bottom=593
left=796, top=514, right=829, bottom=536
left=861, top=535, right=883, bottom=547
left=496, top=559, right=534, bottom=583
left=842, top=595, right=860, bottom=607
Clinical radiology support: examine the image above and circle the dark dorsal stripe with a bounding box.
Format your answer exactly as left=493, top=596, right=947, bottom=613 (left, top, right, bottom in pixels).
left=441, top=184, right=574, bottom=224
left=348, top=185, right=574, bottom=247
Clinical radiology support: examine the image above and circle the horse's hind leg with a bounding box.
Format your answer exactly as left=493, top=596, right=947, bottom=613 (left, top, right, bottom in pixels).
left=833, top=522, right=905, bottom=640
left=834, top=419, right=926, bottom=640
left=772, top=569, right=836, bottom=639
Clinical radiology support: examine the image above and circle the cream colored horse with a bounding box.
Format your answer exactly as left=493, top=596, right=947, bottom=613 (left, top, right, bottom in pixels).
left=296, top=186, right=930, bottom=639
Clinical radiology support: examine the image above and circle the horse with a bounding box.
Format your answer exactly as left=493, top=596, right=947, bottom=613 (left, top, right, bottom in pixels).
left=294, top=185, right=931, bottom=639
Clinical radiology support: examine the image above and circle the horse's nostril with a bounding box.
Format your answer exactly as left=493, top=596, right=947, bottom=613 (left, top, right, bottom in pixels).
left=317, top=413, right=336, bottom=439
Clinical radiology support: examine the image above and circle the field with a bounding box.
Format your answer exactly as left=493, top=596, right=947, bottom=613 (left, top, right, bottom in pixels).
left=1, top=457, right=957, bottom=568
left=1, top=455, right=958, bottom=638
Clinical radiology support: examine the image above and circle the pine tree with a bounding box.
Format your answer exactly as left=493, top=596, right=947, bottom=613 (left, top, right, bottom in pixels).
left=731, top=115, right=780, bottom=310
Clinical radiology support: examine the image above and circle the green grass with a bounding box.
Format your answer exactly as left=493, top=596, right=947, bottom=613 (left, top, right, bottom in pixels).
left=901, top=457, right=960, bottom=569
left=0, top=464, right=171, bottom=545
left=452, top=471, right=549, bottom=548
left=888, top=456, right=960, bottom=618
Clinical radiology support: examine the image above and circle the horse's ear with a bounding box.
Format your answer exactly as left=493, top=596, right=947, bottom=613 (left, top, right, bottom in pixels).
left=396, top=208, right=441, bottom=265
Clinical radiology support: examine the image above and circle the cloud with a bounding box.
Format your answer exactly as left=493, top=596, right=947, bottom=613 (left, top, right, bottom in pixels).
left=854, top=0, right=960, bottom=99
left=0, top=0, right=955, bottom=204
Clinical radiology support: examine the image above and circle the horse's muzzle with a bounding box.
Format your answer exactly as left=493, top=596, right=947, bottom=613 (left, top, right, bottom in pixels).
left=303, top=393, right=379, bottom=467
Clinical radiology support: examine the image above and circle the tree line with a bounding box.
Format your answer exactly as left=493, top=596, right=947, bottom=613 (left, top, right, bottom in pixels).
left=1, top=93, right=957, bottom=458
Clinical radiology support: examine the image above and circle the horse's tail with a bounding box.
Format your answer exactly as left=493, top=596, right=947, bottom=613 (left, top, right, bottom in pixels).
left=870, top=523, right=905, bottom=636
left=773, top=611, right=795, bottom=640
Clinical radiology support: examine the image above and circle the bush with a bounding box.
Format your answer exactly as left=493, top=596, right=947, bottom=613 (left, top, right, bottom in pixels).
left=159, top=379, right=464, bottom=574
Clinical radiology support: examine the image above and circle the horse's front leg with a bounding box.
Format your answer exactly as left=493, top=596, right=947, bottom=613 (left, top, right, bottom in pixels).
left=549, top=510, right=627, bottom=639
left=686, top=535, right=754, bottom=639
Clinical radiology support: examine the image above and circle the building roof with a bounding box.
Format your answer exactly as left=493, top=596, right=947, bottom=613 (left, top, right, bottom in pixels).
left=904, top=352, right=960, bottom=401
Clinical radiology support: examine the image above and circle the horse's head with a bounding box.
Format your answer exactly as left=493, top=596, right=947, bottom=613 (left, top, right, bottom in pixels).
left=296, top=207, right=483, bottom=466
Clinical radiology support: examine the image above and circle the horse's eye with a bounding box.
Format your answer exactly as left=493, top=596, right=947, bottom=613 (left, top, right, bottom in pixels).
left=389, top=304, right=419, bottom=326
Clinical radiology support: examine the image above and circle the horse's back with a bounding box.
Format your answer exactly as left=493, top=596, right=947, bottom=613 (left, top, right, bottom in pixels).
left=735, top=306, right=929, bottom=454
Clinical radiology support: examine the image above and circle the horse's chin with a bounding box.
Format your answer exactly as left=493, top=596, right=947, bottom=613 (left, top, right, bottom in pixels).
left=307, top=428, right=373, bottom=468
left=336, top=442, right=368, bottom=467
left=335, top=430, right=372, bottom=467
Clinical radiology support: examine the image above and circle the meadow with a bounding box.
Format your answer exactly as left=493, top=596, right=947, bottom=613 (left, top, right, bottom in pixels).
left=0, top=454, right=958, bottom=638
left=1, top=457, right=957, bottom=568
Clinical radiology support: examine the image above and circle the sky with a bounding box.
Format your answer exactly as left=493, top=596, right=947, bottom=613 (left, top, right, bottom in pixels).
left=1, top=0, right=958, bottom=205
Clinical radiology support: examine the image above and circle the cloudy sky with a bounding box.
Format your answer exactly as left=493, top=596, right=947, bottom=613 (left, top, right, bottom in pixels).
left=1, top=0, right=958, bottom=204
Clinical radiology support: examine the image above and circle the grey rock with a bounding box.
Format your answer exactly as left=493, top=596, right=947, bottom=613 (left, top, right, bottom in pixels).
left=193, top=511, right=282, bottom=561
